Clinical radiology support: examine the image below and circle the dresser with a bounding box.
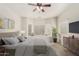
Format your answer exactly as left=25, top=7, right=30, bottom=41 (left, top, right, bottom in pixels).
left=63, top=35, right=79, bottom=55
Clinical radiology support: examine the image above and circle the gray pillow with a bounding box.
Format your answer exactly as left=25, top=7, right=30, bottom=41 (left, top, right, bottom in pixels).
left=2, top=37, right=19, bottom=45
left=17, top=36, right=25, bottom=42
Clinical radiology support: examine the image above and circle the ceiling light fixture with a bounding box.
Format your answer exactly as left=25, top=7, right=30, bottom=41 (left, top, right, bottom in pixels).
left=28, top=3, right=51, bottom=12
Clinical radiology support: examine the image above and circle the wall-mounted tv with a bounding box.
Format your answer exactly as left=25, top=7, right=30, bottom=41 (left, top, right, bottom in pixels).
left=69, top=21, right=79, bottom=33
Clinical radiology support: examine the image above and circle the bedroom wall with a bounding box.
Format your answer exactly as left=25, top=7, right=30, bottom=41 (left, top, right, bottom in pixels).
left=58, top=3, right=79, bottom=44
left=33, top=18, right=56, bottom=36
left=0, top=6, right=21, bottom=32
left=45, top=18, right=56, bottom=36
left=21, top=17, right=56, bottom=36
left=0, top=4, right=59, bottom=37
left=32, top=18, right=46, bottom=35
left=58, top=3, right=79, bottom=34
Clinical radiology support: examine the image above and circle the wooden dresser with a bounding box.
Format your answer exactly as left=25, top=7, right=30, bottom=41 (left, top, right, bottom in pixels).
left=63, top=35, right=79, bottom=55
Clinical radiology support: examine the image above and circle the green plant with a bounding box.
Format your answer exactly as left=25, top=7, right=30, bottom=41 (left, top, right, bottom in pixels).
left=52, top=27, right=57, bottom=38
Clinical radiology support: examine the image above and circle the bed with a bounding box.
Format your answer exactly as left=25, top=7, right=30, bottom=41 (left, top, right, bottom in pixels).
left=0, top=32, right=56, bottom=56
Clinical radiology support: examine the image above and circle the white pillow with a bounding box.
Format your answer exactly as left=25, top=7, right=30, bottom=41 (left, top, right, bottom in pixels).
left=2, top=37, right=19, bottom=45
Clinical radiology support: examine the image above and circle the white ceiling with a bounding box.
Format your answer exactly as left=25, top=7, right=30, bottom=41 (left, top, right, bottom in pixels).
left=0, top=3, right=69, bottom=19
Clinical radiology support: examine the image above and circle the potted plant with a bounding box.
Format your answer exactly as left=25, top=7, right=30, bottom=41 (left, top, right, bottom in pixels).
left=52, top=27, right=57, bottom=43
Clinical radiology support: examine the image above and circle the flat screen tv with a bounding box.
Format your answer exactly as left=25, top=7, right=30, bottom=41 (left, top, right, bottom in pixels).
left=69, top=21, right=79, bottom=33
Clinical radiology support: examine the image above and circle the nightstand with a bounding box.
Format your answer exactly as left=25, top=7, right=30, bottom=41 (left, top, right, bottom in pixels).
left=0, top=47, right=9, bottom=56
left=0, top=47, right=5, bottom=56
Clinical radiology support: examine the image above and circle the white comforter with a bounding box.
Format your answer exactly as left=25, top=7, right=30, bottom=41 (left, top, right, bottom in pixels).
left=3, top=35, right=56, bottom=56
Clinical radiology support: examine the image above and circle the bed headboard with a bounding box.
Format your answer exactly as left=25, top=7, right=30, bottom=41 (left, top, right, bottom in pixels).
left=0, top=31, right=19, bottom=38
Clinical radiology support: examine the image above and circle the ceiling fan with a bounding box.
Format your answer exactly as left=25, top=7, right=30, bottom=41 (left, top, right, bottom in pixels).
left=28, top=3, right=51, bottom=12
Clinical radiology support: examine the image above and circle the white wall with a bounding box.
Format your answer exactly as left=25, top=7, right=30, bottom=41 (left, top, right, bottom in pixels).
left=45, top=18, right=56, bottom=36
left=0, top=6, right=21, bottom=32
left=21, top=17, right=56, bottom=36
left=58, top=3, right=79, bottom=45
left=58, top=3, right=79, bottom=34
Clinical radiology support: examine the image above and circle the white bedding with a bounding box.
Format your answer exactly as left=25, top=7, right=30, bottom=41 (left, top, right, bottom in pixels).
left=3, top=35, right=56, bottom=56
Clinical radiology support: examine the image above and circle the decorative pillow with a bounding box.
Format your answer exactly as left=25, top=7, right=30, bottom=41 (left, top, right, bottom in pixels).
left=2, top=37, right=19, bottom=45
left=17, top=36, right=26, bottom=42
left=0, top=38, right=6, bottom=45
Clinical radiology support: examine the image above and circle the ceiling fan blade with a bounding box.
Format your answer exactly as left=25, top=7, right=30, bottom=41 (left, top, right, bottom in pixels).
left=37, top=3, right=42, bottom=6
left=28, top=3, right=37, bottom=6
left=42, top=4, right=51, bottom=7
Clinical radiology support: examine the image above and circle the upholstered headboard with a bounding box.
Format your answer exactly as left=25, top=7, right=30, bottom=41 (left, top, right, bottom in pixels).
left=0, top=31, right=19, bottom=38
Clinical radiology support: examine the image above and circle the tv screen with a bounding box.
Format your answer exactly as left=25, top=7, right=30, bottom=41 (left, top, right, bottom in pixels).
left=69, top=21, right=79, bottom=33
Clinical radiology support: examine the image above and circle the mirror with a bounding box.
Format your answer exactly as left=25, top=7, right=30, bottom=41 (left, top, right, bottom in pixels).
left=0, top=18, right=15, bottom=29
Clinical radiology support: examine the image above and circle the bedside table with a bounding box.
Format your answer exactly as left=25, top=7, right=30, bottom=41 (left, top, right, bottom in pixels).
left=0, top=47, right=5, bottom=56
left=0, top=47, right=9, bottom=56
